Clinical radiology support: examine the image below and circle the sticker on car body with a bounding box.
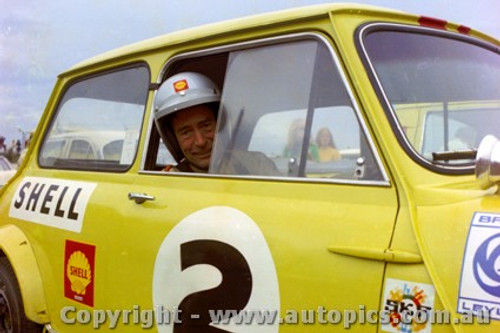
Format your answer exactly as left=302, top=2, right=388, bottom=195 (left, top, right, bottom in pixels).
left=9, top=176, right=97, bottom=233
left=153, top=206, right=280, bottom=332
left=64, top=239, right=96, bottom=307
left=381, top=278, right=435, bottom=333
left=458, top=212, right=500, bottom=320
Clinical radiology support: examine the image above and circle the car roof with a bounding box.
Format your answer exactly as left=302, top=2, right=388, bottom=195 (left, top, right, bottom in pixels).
left=62, top=3, right=404, bottom=75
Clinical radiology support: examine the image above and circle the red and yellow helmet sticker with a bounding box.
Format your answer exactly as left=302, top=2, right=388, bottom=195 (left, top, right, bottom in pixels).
left=173, top=79, right=189, bottom=93
left=64, top=240, right=96, bottom=307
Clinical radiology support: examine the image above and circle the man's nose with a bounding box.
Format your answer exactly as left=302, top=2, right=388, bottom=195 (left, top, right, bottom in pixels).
left=193, top=129, right=207, bottom=146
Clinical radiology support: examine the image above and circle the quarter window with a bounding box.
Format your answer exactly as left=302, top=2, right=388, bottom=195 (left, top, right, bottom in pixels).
left=40, top=65, right=149, bottom=171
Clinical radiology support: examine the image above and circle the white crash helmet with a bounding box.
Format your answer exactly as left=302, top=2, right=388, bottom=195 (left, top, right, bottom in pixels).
left=153, top=72, right=220, bottom=162
left=154, top=72, right=220, bottom=120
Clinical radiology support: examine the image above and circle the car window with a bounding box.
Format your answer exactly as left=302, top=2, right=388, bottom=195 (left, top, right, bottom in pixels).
left=361, top=28, right=500, bottom=168
left=422, top=111, right=477, bottom=158
left=210, top=38, right=383, bottom=181
left=155, top=139, right=176, bottom=166
left=248, top=106, right=363, bottom=178
left=39, top=65, right=149, bottom=171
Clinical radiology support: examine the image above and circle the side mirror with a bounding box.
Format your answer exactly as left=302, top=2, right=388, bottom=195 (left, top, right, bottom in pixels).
left=476, top=135, right=500, bottom=190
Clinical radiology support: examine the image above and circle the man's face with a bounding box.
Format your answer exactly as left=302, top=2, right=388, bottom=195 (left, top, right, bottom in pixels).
left=171, top=105, right=216, bottom=171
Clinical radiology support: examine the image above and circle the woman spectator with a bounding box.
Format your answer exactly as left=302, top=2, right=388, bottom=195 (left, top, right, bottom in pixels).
left=315, top=127, right=340, bottom=162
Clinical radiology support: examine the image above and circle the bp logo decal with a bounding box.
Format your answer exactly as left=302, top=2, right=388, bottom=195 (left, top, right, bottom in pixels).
left=458, top=212, right=500, bottom=320
left=473, top=233, right=500, bottom=297
left=153, top=206, right=280, bottom=332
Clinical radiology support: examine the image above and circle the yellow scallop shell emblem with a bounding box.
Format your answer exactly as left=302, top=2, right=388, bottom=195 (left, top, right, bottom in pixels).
left=66, top=250, right=92, bottom=295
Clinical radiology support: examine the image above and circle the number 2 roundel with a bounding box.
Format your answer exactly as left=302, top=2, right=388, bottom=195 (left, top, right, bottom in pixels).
left=153, top=206, right=280, bottom=332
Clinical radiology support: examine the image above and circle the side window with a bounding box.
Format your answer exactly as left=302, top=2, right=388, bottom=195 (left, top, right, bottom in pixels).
left=156, top=139, right=176, bottom=166
left=210, top=39, right=383, bottom=180
left=40, top=65, right=149, bottom=171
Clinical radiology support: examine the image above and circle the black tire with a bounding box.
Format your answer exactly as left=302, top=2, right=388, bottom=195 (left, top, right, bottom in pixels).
left=0, top=256, right=42, bottom=333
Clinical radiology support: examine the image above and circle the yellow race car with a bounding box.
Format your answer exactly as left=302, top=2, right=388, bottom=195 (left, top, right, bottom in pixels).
left=0, top=3, right=499, bottom=332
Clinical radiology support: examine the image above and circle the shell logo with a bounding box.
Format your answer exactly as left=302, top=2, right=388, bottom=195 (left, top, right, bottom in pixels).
left=67, top=250, right=92, bottom=295
left=173, top=79, right=189, bottom=92
left=64, top=240, right=96, bottom=307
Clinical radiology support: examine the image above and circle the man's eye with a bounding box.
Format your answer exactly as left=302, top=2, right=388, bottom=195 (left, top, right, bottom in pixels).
left=179, top=129, right=192, bottom=138
left=202, top=121, right=214, bottom=130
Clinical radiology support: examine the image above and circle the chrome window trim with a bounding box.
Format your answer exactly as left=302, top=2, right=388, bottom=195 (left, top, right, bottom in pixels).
left=141, top=32, right=390, bottom=186
left=141, top=169, right=389, bottom=186
left=357, top=22, right=498, bottom=174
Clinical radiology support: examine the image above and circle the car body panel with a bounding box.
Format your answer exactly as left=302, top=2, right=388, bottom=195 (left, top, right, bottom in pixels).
left=0, top=224, right=48, bottom=323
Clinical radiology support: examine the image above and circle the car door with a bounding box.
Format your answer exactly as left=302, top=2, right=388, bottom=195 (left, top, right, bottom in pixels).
left=16, top=64, right=150, bottom=331
left=128, top=34, right=400, bottom=332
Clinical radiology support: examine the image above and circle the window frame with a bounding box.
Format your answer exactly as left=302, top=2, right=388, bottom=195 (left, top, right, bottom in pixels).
left=39, top=62, right=150, bottom=172
left=142, top=32, right=389, bottom=186
left=356, top=22, right=500, bottom=175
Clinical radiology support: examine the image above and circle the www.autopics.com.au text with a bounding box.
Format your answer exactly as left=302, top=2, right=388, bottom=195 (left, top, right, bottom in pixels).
left=60, top=305, right=491, bottom=329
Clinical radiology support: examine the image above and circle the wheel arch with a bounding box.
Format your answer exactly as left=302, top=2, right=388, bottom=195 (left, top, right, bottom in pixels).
left=0, top=224, right=49, bottom=324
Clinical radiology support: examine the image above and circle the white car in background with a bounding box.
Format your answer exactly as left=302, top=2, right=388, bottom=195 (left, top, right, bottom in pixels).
left=39, top=130, right=138, bottom=170
left=0, top=156, right=16, bottom=187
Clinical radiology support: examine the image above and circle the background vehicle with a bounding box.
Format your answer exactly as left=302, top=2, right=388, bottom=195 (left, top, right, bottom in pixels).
left=0, top=3, right=499, bottom=333
left=0, top=156, right=16, bottom=187
left=40, top=131, right=137, bottom=168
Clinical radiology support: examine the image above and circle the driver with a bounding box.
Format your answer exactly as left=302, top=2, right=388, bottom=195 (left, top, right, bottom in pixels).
left=153, top=72, right=280, bottom=175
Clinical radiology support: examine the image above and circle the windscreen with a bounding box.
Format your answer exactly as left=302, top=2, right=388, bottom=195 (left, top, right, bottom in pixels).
left=363, top=29, right=500, bottom=166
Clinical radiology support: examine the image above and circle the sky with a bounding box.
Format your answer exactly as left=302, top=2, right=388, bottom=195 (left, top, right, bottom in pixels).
left=0, top=0, right=499, bottom=145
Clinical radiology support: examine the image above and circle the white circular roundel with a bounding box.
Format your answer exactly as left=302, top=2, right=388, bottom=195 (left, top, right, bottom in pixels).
left=153, top=206, right=280, bottom=332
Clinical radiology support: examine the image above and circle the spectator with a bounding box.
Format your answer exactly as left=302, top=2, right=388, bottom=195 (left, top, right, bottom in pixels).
left=0, top=136, right=6, bottom=155
left=283, top=118, right=319, bottom=162
left=315, top=127, right=340, bottom=162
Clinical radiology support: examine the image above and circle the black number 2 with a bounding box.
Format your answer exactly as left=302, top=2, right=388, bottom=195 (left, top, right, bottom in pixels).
left=174, top=240, right=253, bottom=333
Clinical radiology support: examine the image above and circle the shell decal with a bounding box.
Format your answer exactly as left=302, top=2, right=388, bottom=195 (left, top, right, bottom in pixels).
left=64, top=240, right=96, bottom=307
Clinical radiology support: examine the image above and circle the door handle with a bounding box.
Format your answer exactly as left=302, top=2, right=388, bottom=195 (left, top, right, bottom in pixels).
left=327, top=246, right=423, bottom=264
left=128, top=192, right=155, bottom=204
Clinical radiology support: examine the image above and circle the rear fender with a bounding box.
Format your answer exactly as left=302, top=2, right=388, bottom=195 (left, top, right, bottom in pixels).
left=0, top=224, right=49, bottom=324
